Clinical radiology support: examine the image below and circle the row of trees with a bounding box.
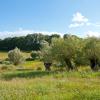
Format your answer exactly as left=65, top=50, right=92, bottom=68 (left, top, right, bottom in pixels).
left=8, top=34, right=100, bottom=71
left=50, top=36, right=100, bottom=71
left=0, top=33, right=60, bottom=51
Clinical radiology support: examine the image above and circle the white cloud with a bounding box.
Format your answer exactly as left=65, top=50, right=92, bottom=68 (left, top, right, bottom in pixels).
left=85, top=31, right=100, bottom=37
left=86, top=22, right=92, bottom=26
left=0, top=28, right=63, bottom=39
left=69, top=23, right=84, bottom=28
left=69, top=12, right=100, bottom=29
left=69, top=12, right=89, bottom=28
left=86, top=22, right=100, bottom=27
left=72, top=12, right=88, bottom=23
left=88, top=23, right=100, bottom=27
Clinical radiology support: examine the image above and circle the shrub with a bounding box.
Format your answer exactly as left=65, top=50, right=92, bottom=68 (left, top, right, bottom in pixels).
left=2, top=61, right=11, bottom=65
left=26, top=57, right=33, bottom=61
left=31, top=51, right=41, bottom=60
left=36, top=67, right=42, bottom=71
left=0, top=60, right=11, bottom=65
left=8, top=47, right=24, bottom=65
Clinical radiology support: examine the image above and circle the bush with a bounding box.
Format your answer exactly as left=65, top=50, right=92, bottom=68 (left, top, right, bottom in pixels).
left=8, top=47, right=24, bottom=65
left=36, top=67, right=42, bottom=71
left=31, top=51, right=41, bottom=60
left=26, top=57, right=34, bottom=61
left=0, top=59, right=11, bottom=65
left=2, top=61, right=11, bottom=65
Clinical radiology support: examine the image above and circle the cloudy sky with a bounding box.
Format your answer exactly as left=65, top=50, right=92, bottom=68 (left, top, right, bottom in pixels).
left=0, top=0, right=100, bottom=39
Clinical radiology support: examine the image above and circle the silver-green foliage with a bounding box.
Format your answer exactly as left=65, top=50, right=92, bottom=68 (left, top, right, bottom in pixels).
left=51, top=36, right=79, bottom=69
left=41, top=40, right=52, bottom=63
left=8, top=47, right=24, bottom=65
left=84, top=37, right=100, bottom=61
left=83, top=37, right=100, bottom=69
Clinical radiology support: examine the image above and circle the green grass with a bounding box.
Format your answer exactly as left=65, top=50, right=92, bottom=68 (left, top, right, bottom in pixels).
left=20, top=60, right=44, bottom=70
left=0, top=52, right=8, bottom=60
left=0, top=70, right=100, bottom=100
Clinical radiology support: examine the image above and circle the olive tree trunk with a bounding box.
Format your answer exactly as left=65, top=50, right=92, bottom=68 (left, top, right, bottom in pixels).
left=44, top=63, right=52, bottom=71
left=90, top=58, right=98, bottom=70
left=65, top=59, right=74, bottom=71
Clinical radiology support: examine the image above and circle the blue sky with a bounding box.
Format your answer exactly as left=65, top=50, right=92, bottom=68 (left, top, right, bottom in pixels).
left=0, top=0, right=100, bottom=39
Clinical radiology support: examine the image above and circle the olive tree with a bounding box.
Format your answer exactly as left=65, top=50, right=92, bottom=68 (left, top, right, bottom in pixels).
left=8, top=47, right=24, bottom=65
left=84, top=37, right=100, bottom=70
left=41, top=40, right=52, bottom=71
left=51, top=35, right=79, bottom=71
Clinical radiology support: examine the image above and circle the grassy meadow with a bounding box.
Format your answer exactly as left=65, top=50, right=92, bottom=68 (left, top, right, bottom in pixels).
left=0, top=51, right=100, bottom=100
left=0, top=70, right=100, bottom=100
left=0, top=52, right=8, bottom=60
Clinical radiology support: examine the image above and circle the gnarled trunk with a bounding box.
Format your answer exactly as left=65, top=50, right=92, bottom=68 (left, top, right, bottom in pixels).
left=65, top=59, right=74, bottom=71
left=44, top=63, right=52, bottom=71
left=90, top=58, right=98, bottom=70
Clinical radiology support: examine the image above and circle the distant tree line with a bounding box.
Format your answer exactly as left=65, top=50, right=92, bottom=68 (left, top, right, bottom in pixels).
left=0, top=33, right=60, bottom=51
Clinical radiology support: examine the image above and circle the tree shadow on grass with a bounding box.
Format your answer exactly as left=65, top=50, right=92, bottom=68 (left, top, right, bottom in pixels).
left=0, top=70, right=56, bottom=80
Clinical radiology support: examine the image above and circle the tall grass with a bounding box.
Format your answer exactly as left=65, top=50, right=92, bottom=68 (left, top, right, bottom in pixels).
left=0, top=70, right=100, bottom=100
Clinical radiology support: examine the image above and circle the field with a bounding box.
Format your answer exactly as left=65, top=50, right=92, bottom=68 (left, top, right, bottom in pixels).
left=0, top=52, right=100, bottom=100
left=0, top=70, right=100, bottom=100
left=0, top=52, right=8, bottom=60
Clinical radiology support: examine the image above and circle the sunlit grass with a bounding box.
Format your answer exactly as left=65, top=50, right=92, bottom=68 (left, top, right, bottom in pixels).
left=0, top=70, right=100, bottom=100
left=0, top=52, right=8, bottom=60
left=20, top=60, right=44, bottom=70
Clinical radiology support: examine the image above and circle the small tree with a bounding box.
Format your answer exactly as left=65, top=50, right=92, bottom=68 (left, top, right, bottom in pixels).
left=41, top=40, right=52, bottom=71
left=8, top=47, right=24, bottom=65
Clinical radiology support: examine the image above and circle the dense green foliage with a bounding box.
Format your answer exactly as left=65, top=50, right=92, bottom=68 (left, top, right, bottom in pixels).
left=0, top=33, right=60, bottom=51
left=40, top=35, right=100, bottom=71
left=84, top=37, right=100, bottom=70
left=31, top=51, right=41, bottom=60
left=51, top=36, right=79, bottom=70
